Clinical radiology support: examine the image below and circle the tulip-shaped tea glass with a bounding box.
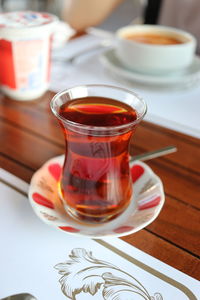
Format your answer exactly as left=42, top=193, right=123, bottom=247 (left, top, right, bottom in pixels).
left=51, top=85, right=147, bottom=223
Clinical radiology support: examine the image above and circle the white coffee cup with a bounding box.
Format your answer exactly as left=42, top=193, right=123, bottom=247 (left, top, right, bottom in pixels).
left=115, top=25, right=197, bottom=75
left=0, top=11, right=58, bottom=101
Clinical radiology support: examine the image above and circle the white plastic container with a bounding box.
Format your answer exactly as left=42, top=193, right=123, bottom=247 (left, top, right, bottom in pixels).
left=0, top=11, right=58, bottom=100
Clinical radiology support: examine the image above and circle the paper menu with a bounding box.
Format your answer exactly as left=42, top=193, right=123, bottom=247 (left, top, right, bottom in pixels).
left=0, top=168, right=199, bottom=300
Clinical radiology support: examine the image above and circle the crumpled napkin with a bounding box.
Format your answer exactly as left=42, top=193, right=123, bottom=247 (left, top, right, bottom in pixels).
left=52, top=20, right=75, bottom=49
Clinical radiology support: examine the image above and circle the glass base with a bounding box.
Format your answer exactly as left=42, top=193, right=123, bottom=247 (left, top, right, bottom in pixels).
left=58, top=181, right=131, bottom=224
left=65, top=205, right=126, bottom=224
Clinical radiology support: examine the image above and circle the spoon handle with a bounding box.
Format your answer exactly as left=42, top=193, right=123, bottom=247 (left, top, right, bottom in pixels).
left=131, top=146, right=177, bottom=162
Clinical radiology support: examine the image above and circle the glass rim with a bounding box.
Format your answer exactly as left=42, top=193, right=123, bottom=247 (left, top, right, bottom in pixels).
left=50, top=84, right=147, bottom=132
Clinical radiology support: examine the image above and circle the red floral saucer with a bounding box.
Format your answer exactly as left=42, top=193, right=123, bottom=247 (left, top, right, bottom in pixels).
left=28, top=155, right=165, bottom=238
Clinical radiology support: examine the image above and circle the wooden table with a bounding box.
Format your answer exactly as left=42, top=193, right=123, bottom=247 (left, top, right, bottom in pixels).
left=1, top=90, right=200, bottom=281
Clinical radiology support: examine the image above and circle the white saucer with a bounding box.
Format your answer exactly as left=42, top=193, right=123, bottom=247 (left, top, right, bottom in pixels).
left=28, top=155, right=165, bottom=238
left=100, top=49, right=200, bottom=88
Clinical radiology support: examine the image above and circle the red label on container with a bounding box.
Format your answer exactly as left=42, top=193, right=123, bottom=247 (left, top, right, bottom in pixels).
left=0, top=39, right=16, bottom=88
left=0, top=37, right=51, bottom=91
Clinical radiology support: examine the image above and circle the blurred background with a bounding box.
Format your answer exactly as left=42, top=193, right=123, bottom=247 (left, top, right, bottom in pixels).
left=0, top=0, right=146, bottom=31
left=0, top=0, right=199, bottom=52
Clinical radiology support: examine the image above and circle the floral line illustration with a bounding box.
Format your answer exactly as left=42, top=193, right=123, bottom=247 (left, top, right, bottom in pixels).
left=55, top=248, right=163, bottom=300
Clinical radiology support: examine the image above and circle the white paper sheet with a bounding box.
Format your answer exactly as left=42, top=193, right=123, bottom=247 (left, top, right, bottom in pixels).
left=0, top=168, right=199, bottom=300
left=50, top=34, right=200, bottom=138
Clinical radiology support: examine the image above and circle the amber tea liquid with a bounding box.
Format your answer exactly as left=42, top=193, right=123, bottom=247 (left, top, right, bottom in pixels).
left=58, top=96, right=137, bottom=223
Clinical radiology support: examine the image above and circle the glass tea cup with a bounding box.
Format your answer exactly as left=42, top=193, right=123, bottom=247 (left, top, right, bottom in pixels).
left=51, top=85, right=147, bottom=223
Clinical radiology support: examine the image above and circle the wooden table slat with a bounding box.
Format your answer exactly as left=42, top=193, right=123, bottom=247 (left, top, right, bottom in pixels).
left=0, top=154, right=33, bottom=182
left=147, top=195, right=200, bottom=256
left=132, top=124, right=200, bottom=175
left=147, top=160, right=200, bottom=209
